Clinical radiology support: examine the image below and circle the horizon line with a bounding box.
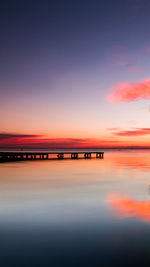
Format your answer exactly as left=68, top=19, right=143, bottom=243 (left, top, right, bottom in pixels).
left=1, top=146, right=150, bottom=150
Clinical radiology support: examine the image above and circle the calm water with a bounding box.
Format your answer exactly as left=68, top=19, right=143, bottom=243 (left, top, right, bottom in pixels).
left=1, top=150, right=150, bottom=266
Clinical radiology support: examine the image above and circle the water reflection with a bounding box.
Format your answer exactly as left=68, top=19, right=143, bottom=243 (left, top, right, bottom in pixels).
left=105, top=151, right=150, bottom=171
left=110, top=156, right=150, bottom=170
left=1, top=150, right=150, bottom=266
left=108, top=193, right=150, bottom=223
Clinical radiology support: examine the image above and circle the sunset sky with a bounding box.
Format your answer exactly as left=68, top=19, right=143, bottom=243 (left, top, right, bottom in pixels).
left=1, top=0, right=150, bottom=148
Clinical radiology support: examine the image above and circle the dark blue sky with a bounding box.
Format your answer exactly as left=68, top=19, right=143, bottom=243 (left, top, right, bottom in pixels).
left=1, top=0, right=150, bottom=96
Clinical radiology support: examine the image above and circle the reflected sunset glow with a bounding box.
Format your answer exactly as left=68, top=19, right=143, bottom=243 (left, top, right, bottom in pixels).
left=108, top=193, right=150, bottom=223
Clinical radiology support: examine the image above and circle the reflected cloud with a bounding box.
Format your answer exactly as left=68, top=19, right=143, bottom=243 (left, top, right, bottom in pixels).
left=106, top=153, right=150, bottom=171
left=108, top=193, right=150, bottom=223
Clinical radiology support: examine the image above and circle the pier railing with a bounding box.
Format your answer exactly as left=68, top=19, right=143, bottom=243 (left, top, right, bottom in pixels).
left=0, top=151, right=104, bottom=162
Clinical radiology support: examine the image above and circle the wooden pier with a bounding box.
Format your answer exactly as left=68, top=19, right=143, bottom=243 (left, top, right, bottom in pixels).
left=0, top=151, right=104, bottom=162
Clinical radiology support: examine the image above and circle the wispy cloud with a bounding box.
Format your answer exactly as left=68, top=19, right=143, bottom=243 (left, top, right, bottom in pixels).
left=113, top=128, right=150, bottom=136
left=129, top=66, right=144, bottom=73
left=107, top=78, right=150, bottom=103
left=0, top=133, right=42, bottom=141
left=110, top=45, right=144, bottom=73
left=113, top=64, right=144, bottom=73
left=111, top=47, right=133, bottom=69
left=107, top=127, right=121, bottom=131
left=111, top=61, right=133, bottom=68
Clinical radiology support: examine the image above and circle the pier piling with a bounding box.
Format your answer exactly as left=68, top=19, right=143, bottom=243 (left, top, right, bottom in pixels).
left=0, top=151, right=104, bottom=162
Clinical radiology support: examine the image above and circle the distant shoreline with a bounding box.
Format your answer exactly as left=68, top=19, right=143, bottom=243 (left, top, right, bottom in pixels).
left=1, top=147, right=150, bottom=152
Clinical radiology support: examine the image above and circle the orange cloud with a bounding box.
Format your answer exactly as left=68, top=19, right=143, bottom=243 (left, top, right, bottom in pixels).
left=107, top=78, right=150, bottom=102
left=108, top=193, right=150, bottom=223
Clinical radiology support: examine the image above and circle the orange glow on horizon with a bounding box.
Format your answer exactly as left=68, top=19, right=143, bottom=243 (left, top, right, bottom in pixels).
left=1, top=132, right=150, bottom=148
left=1, top=139, right=150, bottom=148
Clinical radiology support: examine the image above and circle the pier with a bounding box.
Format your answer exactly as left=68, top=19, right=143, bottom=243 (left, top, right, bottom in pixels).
left=0, top=151, right=104, bottom=162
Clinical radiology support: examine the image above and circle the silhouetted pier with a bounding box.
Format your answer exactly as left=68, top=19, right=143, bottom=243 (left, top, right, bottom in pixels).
left=0, top=151, right=104, bottom=162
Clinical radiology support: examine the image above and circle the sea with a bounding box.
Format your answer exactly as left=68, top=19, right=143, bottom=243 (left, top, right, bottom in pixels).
left=1, top=149, right=150, bottom=266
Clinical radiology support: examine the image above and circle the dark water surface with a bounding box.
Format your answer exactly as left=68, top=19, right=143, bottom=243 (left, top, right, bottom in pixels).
left=1, top=150, right=150, bottom=266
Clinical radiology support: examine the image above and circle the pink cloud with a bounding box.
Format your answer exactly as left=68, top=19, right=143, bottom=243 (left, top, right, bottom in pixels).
left=113, top=128, right=150, bottom=136
left=107, top=78, right=150, bottom=102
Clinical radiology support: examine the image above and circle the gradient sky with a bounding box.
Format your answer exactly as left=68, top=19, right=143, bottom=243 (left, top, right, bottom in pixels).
left=1, top=0, right=150, bottom=148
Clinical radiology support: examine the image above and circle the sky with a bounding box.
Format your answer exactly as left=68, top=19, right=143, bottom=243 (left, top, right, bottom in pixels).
left=1, top=0, right=150, bottom=148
